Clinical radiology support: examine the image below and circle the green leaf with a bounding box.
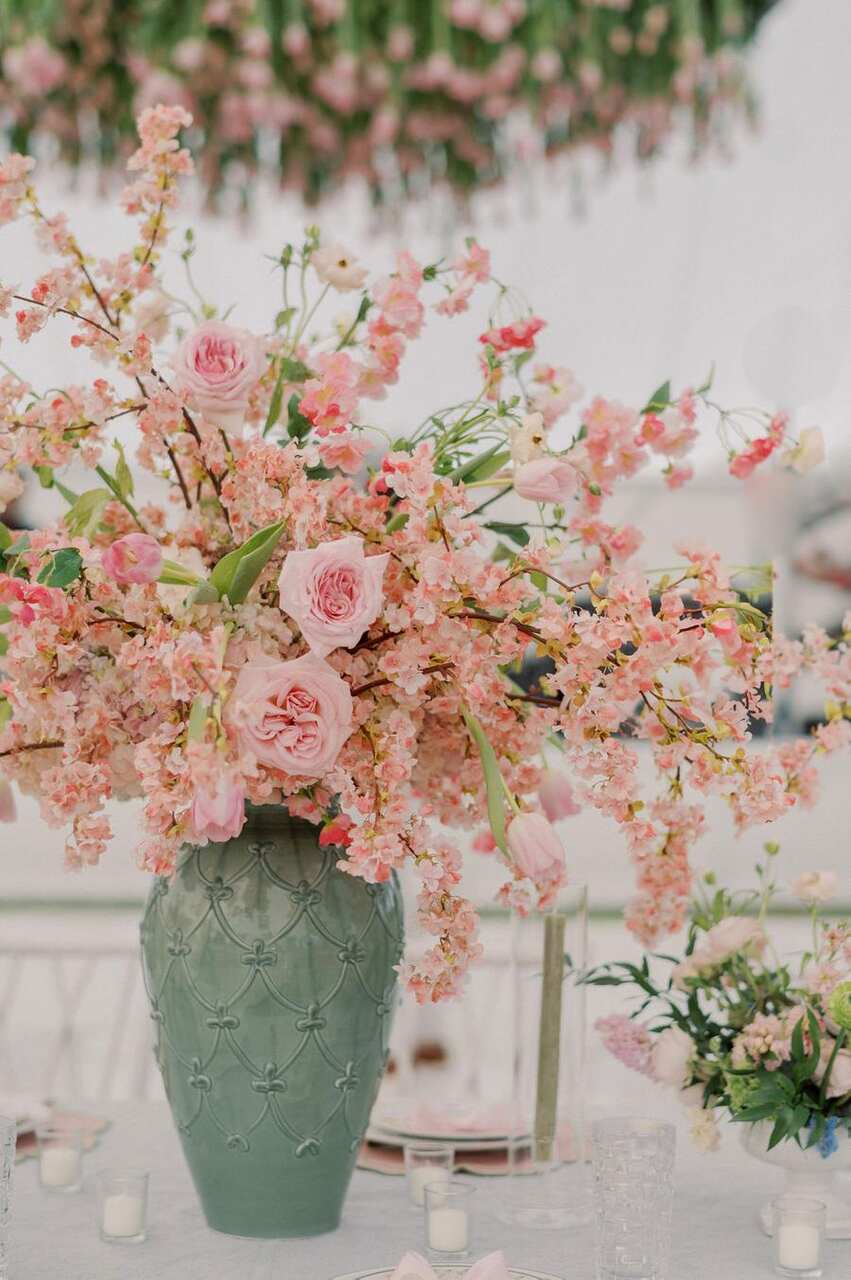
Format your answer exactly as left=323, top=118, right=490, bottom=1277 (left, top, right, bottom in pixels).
left=484, top=520, right=530, bottom=547
left=64, top=488, right=111, bottom=538
left=114, top=442, right=134, bottom=501
left=0, top=696, right=11, bottom=729
left=452, top=446, right=511, bottom=485
left=529, top=570, right=549, bottom=592
left=36, top=548, right=83, bottom=589
left=280, top=356, right=312, bottom=383
left=0, top=524, right=11, bottom=552
left=263, top=362, right=288, bottom=436
left=54, top=480, right=80, bottom=506
left=34, top=465, right=54, bottom=489
left=0, top=605, right=10, bottom=624
left=286, top=393, right=313, bottom=442
left=0, top=634, right=7, bottom=657
left=158, top=559, right=203, bottom=587
left=209, top=520, right=285, bottom=606
left=642, top=380, right=671, bottom=415
left=186, top=581, right=220, bottom=606
left=187, top=696, right=209, bottom=742
left=461, top=708, right=508, bottom=855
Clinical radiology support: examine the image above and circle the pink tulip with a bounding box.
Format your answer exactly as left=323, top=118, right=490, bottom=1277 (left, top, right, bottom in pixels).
left=514, top=456, right=577, bottom=504
left=0, top=780, right=16, bottom=823
left=506, top=811, right=565, bottom=882
left=101, top=533, right=163, bottom=585
left=538, top=770, right=580, bottom=822
left=190, top=777, right=246, bottom=844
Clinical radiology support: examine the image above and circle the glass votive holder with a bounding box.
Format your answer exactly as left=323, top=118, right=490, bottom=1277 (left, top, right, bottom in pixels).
left=404, top=1143, right=454, bottom=1207
left=772, top=1196, right=826, bottom=1278
left=36, top=1125, right=83, bottom=1194
left=96, top=1169, right=149, bottom=1244
left=425, top=1182, right=474, bottom=1262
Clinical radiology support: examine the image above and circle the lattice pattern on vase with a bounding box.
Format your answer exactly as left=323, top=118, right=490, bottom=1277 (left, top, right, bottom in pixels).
left=140, top=816, right=403, bottom=1179
left=592, top=1124, right=675, bottom=1280
left=0, top=1117, right=14, bottom=1280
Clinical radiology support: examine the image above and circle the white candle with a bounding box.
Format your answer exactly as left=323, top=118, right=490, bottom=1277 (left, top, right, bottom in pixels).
left=778, top=1221, right=821, bottom=1271
left=410, top=1164, right=450, bottom=1207
left=427, top=1206, right=469, bottom=1253
left=102, top=1192, right=145, bottom=1239
left=40, top=1146, right=81, bottom=1188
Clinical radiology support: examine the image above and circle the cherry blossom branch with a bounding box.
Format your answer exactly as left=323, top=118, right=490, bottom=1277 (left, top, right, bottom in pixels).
left=0, top=740, right=63, bottom=758
left=351, top=662, right=454, bottom=696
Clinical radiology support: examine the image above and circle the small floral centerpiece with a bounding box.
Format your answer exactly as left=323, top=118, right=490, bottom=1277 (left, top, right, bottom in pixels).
left=0, top=105, right=848, bottom=1012
left=592, top=851, right=851, bottom=1158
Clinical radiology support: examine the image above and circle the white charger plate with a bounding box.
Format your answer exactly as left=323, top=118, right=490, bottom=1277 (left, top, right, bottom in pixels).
left=365, top=1125, right=516, bottom=1154
left=332, top=1267, right=562, bottom=1280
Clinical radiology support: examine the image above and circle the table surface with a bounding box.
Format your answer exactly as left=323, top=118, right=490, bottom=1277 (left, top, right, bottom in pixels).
left=10, top=1102, right=851, bottom=1279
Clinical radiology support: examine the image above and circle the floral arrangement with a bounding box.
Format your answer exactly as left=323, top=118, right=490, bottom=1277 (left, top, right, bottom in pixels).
left=592, top=855, right=851, bottom=1155
left=0, top=105, right=847, bottom=1006
left=1, top=0, right=779, bottom=208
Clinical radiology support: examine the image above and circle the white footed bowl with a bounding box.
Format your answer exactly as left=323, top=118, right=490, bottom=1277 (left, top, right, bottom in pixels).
left=741, top=1121, right=851, bottom=1239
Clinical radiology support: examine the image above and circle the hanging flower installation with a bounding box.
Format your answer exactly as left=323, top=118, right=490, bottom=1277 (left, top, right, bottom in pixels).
left=1, top=0, right=780, bottom=207
left=0, top=107, right=846, bottom=1005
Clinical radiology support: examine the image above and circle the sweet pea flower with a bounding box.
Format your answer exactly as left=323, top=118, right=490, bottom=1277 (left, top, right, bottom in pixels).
left=651, top=1025, right=695, bottom=1087
left=783, top=426, right=825, bottom=475
left=691, top=916, right=767, bottom=969
left=506, top=811, right=565, bottom=882
left=228, top=653, right=353, bottom=776
left=514, top=456, right=577, bottom=504
left=312, top=243, right=368, bottom=292
left=0, top=780, right=16, bottom=823
left=791, top=870, right=838, bottom=904
left=102, top=533, right=163, bottom=585
left=190, top=777, right=246, bottom=844
left=278, top=535, right=388, bottom=657
left=172, top=320, right=265, bottom=429
left=537, top=769, right=580, bottom=821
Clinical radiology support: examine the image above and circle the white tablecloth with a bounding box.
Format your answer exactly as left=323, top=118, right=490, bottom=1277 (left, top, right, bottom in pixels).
left=9, top=1103, right=850, bottom=1278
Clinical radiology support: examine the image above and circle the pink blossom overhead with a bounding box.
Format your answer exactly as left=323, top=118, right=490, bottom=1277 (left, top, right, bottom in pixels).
left=278, top=536, right=389, bottom=658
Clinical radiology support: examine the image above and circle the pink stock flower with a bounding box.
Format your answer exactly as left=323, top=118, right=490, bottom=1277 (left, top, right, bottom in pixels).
left=278, top=535, right=389, bottom=657
left=227, top=653, right=353, bottom=776
left=299, top=351, right=360, bottom=434
left=318, top=431, right=372, bottom=473
left=0, top=780, right=16, bottom=822
left=318, top=813, right=354, bottom=847
left=102, top=533, right=163, bottom=585
left=190, top=777, right=246, bottom=844
left=479, top=316, right=544, bottom=353
left=538, top=769, right=580, bottom=821
left=514, top=456, right=577, bottom=503
left=595, top=1013, right=655, bottom=1077
left=506, top=811, right=565, bottom=882
left=172, top=320, right=265, bottom=425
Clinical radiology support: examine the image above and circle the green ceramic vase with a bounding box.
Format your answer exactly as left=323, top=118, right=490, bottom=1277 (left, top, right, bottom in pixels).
left=140, top=805, right=404, bottom=1238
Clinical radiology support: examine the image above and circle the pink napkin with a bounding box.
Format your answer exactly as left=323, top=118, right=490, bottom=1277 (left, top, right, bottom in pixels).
left=388, top=1252, right=510, bottom=1280
left=14, top=1111, right=109, bottom=1164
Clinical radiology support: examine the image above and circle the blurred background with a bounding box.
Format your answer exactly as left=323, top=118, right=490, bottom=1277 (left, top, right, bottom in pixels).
left=1, top=0, right=849, bottom=1121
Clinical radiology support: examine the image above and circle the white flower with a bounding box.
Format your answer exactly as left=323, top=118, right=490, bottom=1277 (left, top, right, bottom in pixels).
left=312, top=243, right=368, bottom=293
left=508, top=411, right=547, bottom=465
left=688, top=1107, right=720, bottom=1153
left=651, top=1025, right=695, bottom=1087
left=791, top=870, right=838, bottom=904
left=691, top=916, right=766, bottom=969
left=783, top=426, right=825, bottom=474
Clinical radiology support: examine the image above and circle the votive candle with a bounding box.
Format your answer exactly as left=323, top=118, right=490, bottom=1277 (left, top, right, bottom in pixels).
left=36, top=1127, right=82, bottom=1193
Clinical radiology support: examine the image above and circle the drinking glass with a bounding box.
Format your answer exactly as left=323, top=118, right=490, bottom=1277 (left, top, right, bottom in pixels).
left=0, top=1115, right=15, bottom=1280
left=772, top=1196, right=826, bottom=1278
left=506, top=882, right=589, bottom=1228
left=404, top=1143, right=454, bottom=1207
left=424, top=1182, right=475, bottom=1262
left=591, top=1117, right=676, bottom=1280
left=96, top=1169, right=150, bottom=1244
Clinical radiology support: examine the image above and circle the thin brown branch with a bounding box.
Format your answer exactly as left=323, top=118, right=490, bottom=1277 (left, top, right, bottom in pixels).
left=351, top=661, right=453, bottom=697
left=12, top=295, right=117, bottom=342
left=0, top=740, right=62, bottom=759
left=450, top=607, right=543, bottom=642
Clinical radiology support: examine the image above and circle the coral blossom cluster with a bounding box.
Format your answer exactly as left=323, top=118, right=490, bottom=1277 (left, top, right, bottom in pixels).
left=0, top=107, right=848, bottom=1004
left=0, top=0, right=777, bottom=208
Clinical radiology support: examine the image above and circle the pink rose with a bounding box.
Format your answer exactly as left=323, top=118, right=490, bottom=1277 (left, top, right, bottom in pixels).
left=318, top=432, right=372, bottom=474
left=538, top=769, right=580, bottom=821
left=0, top=779, right=16, bottom=823
left=102, top=533, right=163, bottom=585
left=191, top=777, right=246, bottom=844
left=172, top=320, right=265, bottom=426
left=278, top=535, right=388, bottom=658
left=514, top=456, right=577, bottom=504
left=228, top=653, right=353, bottom=776
left=506, top=812, right=565, bottom=882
